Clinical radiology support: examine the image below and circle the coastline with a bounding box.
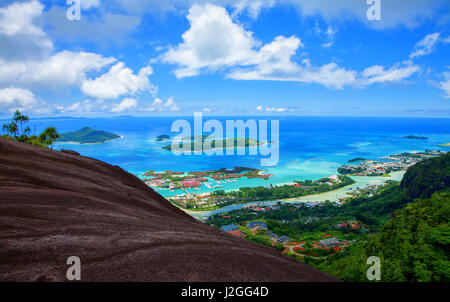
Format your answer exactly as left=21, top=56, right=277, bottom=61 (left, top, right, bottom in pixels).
left=185, top=171, right=405, bottom=219
left=55, top=135, right=123, bottom=145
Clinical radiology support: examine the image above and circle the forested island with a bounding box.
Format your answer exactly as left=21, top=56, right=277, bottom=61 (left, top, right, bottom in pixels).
left=162, top=137, right=263, bottom=151
left=156, top=135, right=170, bottom=141
left=404, top=135, right=427, bottom=140
left=347, top=158, right=366, bottom=163
left=57, top=127, right=120, bottom=144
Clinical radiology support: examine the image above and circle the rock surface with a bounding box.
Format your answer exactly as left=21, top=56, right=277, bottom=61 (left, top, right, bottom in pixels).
left=0, top=138, right=338, bottom=282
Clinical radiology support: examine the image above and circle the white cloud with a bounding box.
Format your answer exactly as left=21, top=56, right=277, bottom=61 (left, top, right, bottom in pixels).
left=162, top=4, right=261, bottom=78
left=141, top=97, right=180, bottom=112
left=410, top=33, right=441, bottom=58
left=111, top=98, right=138, bottom=112
left=0, top=87, right=61, bottom=116
left=439, top=72, right=450, bottom=98
left=265, top=107, right=288, bottom=112
left=0, top=0, right=45, bottom=36
left=0, top=87, right=37, bottom=112
left=361, top=63, right=421, bottom=85
left=256, top=105, right=294, bottom=113
left=0, top=51, right=116, bottom=88
left=163, top=4, right=421, bottom=90
left=82, top=0, right=101, bottom=10
left=0, top=0, right=53, bottom=61
left=64, top=99, right=108, bottom=114
left=81, top=63, right=156, bottom=99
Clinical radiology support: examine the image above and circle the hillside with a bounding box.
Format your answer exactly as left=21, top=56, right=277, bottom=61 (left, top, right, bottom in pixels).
left=315, top=153, right=450, bottom=281
left=57, top=127, right=120, bottom=144
left=0, top=138, right=337, bottom=282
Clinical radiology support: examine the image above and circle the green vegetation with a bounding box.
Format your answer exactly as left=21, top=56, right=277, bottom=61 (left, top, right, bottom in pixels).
left=314, top=153, right=450, bottom=281
left=348, top=158, right=366, bottom=163
left=156, top=135, right=170, bottom=141
left=57, top=127, right=120, bottom=144
left=211, top=176, right=355, bottom=203
left=1, top=110, right=60, bottom=148
left=316, top=192, right=449, bottom=281
left=405, top=135, right=427, bottom=140
left=208, top=180, right=400, bottom=237
left=400, top=152, right=450, bottom=201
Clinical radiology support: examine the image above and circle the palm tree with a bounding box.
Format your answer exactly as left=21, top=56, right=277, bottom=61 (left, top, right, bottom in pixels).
left=39, top=127, right=60, bottom=149
left=13, top=110, right=30, bottom=136
left=2, top=122, right=18, bottom=137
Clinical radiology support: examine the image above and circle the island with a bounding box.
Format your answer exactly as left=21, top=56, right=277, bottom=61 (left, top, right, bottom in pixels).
left=156, top=135, right=170, bottom=142
left=57, top=127, right=120, bottom=144
left=338, top=150, right=445, bottom=176
left=347, top=158, right=366, bottom=163
left=404, top=135, right=427, bottom=140
left=162, top=137, right=263, bottom=151
left=439, top=143, right=450, bottom=147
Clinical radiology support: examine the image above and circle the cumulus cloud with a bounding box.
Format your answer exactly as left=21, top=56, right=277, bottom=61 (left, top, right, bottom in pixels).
left=111, top=98, right=138, bottom=112
left=0, top=1, right=158, bottom=116
left=0, top=0, right=52, bottom=61
left=410, top=33, right=441, bottom=58
left=81, top=63, right=156, bottom=99
left=164, top=4, right=419, bottom=90
left=0, top=87, right=61, bottom=115
left=162, top=4, right=260, bottom=78
left=0, top=87, right=37, bottom=112
left=0, top=51, right=116, bottom=89
left=0, top=0, right=45, bottom=37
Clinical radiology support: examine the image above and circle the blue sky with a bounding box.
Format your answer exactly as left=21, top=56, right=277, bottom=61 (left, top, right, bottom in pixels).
left=0, top=0, right=449, bottom=118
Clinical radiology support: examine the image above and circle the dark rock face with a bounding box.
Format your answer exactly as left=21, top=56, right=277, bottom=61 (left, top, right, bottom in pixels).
left=60, top=149, right=80, bottom=156
left=0, top=138, right=338, bottom=282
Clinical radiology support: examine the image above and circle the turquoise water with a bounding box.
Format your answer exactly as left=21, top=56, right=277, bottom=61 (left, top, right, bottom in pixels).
left=23, top=116, right=450, bottom=197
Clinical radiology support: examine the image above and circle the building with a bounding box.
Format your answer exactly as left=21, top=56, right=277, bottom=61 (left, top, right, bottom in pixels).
left=278, top=235, right=290, bottom=245
left=226, top=230, right=245, bottom=238
left=246, top=221, right=268, bottom=231
left=319, top=238, right=340, bottom=248
left=220, top=224, right=239, bottom=232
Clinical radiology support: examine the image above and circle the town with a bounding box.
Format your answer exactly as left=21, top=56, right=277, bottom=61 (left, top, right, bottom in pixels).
left=338, top=150, right=445, bottom=176
left=143, top=168, right=354, bottom=210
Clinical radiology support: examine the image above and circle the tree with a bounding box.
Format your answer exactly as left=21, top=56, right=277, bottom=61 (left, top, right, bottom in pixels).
left=39, top=127, right=60, bottom=149
left=2, top=121, right=18, bottom=137
left=13, top=110, right=30, bottom=137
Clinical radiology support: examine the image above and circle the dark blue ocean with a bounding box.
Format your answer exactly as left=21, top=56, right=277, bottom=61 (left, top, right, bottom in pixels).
left=16, top=116, right=450, bottom=197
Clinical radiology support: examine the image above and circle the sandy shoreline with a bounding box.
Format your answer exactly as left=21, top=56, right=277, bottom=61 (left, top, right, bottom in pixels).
left=185, top=171, right=405, bottom=219
left=55, top=136, right=123, bottom=145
